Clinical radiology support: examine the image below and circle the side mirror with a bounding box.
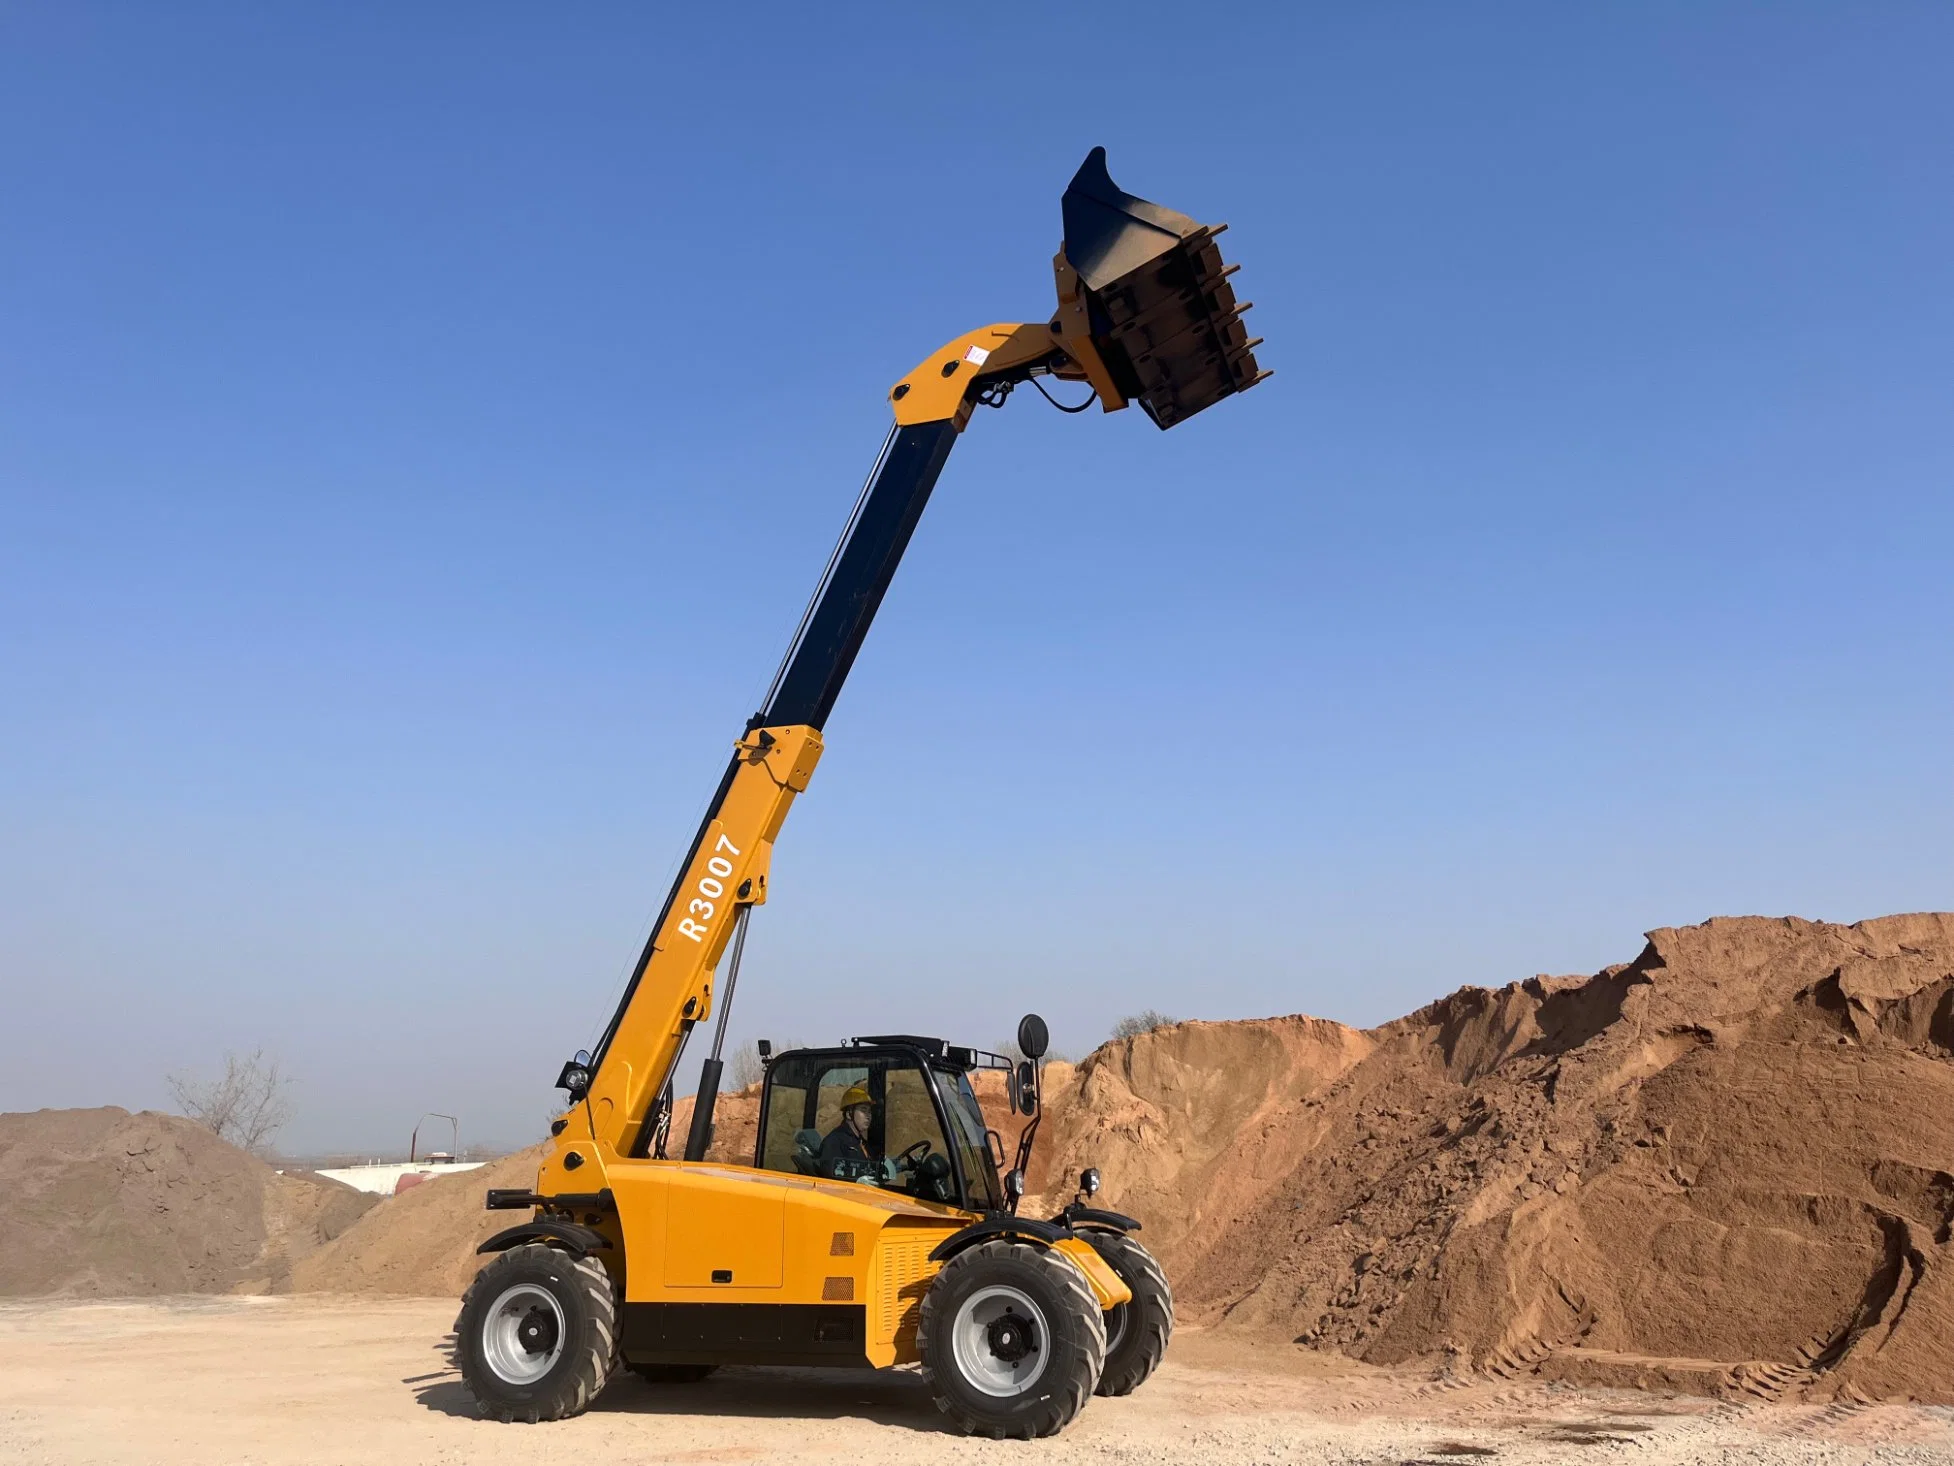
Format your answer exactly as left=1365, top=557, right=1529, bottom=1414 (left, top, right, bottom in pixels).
left=756, top=1038, right=772, bottom=1062
left=1016, top=1013, right=1050, bottom=1061
left=1015, top=1060, right=1038, bottom=1115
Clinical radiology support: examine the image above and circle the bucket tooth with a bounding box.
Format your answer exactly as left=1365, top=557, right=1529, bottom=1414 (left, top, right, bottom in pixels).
left=1060, top=147, right=1267, bottom=430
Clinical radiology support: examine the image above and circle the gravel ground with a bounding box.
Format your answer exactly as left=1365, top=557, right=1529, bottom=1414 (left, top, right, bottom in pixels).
left=1, top=1296, right=1950, bottom=1465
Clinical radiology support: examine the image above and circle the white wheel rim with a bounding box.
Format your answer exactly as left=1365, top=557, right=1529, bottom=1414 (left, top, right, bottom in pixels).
left=951, top=1284, right=1050, bottom=1398
left=481, top=1283, right=566, bottom=1385
left=1104, top=1298, right=1129, bottom=1355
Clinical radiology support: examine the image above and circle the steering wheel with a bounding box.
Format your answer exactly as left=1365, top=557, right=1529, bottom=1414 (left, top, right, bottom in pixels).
left=894, top=1138, right=933, bottom=1171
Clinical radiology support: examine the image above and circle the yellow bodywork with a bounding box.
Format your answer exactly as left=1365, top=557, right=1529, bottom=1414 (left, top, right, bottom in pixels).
left=530, top=1154, right=1128, bottom=1367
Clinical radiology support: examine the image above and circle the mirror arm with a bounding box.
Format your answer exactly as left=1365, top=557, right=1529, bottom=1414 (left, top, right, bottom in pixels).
left=1007, top=1059, right=1043, bottom=1216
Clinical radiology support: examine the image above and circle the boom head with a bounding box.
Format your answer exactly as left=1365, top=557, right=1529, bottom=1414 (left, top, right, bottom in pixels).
left=1060, top=146, right=1268, bottom=430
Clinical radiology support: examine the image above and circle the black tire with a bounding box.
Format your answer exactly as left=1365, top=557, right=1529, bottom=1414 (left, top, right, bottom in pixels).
left=918, top=1238, right=1106, bottom=1438
left=1082, top=1229, right=1173, bottom=1395
left=456, top=1244, right=618, bottom=1423
left=629, top=1362, right=716, bottom=1383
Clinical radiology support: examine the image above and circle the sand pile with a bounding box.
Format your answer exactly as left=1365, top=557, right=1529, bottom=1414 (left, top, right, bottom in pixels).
left=1032, top=914, right=1954, bottom=1402
left=291, top=1144, right=548, bottom=1296
left=668, top=1081, right=762, bottom=1164
left=0, top=1107, right=374, bottom=1296
left=983, top=1062, right=1070, bottom=1139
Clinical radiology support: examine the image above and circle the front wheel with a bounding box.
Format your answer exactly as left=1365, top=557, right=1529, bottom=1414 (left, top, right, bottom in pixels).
left=456, top=1244, right=618, bottom=1423
left=919, top=1238, right=1106, bottom=1438
left=1082, top=1230, right=1173, bottom=1395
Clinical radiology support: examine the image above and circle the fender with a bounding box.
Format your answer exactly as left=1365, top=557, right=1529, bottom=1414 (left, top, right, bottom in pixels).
left=477, top=1220, right=613, bottom=1257
left=1059, top=1206, right=1141, bottom=1233
left=926, top=1214, right=1067, bottom=1263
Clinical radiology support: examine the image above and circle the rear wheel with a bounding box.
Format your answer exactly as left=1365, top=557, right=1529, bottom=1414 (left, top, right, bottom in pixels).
left=1081, top=1230, right=1173, bottom=1395
left=919, top=1238, right=1105, bottom=1438
left=457, top=1244, right=617, bottom=1422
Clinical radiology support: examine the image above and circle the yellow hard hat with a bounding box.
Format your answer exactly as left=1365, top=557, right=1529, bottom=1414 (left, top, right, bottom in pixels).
left=840, top=1083, right=875, bottom=1110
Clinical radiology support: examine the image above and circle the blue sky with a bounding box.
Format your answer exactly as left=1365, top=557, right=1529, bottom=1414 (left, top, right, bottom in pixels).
left=3, top=5, right=1949, bottom=1154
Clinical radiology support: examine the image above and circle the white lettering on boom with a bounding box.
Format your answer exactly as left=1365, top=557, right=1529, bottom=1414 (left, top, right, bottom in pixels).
left=675, top=833, right=743, bottom=942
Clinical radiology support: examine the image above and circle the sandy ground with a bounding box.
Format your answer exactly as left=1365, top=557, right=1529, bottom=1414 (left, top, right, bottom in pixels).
left=2, top=1298, right=1952, bottom=1465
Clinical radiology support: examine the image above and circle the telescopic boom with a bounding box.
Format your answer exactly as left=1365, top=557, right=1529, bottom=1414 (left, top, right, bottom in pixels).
left=560, top=147, right=1267, bottom=1168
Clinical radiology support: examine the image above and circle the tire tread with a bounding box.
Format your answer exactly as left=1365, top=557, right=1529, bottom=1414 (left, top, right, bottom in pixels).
left=918, top=1238, right=1106, bottom=1438
left=457, top=1244, right=618, bottom=1423
left=1084, top=1230, right=1173, bottom=1396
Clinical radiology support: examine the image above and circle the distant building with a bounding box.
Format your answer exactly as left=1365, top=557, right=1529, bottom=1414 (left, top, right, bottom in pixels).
left=312, top=1160, right=485, bottom=1195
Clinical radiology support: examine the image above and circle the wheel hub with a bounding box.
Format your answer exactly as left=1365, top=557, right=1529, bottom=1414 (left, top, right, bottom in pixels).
left=517, top=1307, right=559, bottom=1356
left=986, top=1311, right=1036, bottom=1364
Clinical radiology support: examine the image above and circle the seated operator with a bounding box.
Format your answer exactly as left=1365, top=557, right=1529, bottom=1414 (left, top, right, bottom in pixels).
left=818, top=1083, right=885, bottom=1184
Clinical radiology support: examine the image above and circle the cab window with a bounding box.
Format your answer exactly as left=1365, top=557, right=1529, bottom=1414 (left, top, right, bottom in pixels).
left=935, top=1068, right=1002, bottom=1212
left=757, top=1052, right=958, bottom=1205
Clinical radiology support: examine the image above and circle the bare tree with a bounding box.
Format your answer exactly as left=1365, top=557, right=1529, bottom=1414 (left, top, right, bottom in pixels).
left=166, top=1048, right=295, bottom=1155
left=1111, top=1009, right=1175, bottom=1041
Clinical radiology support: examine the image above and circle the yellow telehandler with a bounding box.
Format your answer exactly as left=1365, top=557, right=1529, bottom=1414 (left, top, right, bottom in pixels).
left=456, top=148, right=1266, bottom=1438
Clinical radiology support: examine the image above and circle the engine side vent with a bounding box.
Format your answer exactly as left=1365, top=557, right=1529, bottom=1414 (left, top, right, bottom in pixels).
left=874, top=1234, right=940, bottom=1349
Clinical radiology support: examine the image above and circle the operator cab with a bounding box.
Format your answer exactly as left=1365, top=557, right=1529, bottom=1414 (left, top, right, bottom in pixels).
left=754, top=1036, right=1009, bottom=1213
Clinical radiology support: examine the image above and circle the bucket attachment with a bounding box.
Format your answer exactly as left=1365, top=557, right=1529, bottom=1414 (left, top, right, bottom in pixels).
left=1061, top=147, right=1268, bottom=430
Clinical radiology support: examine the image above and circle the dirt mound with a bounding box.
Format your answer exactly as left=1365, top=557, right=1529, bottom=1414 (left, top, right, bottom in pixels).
left=0, top=1107, right=375, bottom=1296
left=1032, top=914, right=1954, bottom=1402
left=291, top=1144, right=548, bottom=1296
left=1023, top=1023, right=1367, bottom=1259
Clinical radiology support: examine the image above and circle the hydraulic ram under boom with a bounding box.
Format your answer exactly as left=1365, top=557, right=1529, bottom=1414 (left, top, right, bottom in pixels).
left=556, top=148, right=1267, bottom=1173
